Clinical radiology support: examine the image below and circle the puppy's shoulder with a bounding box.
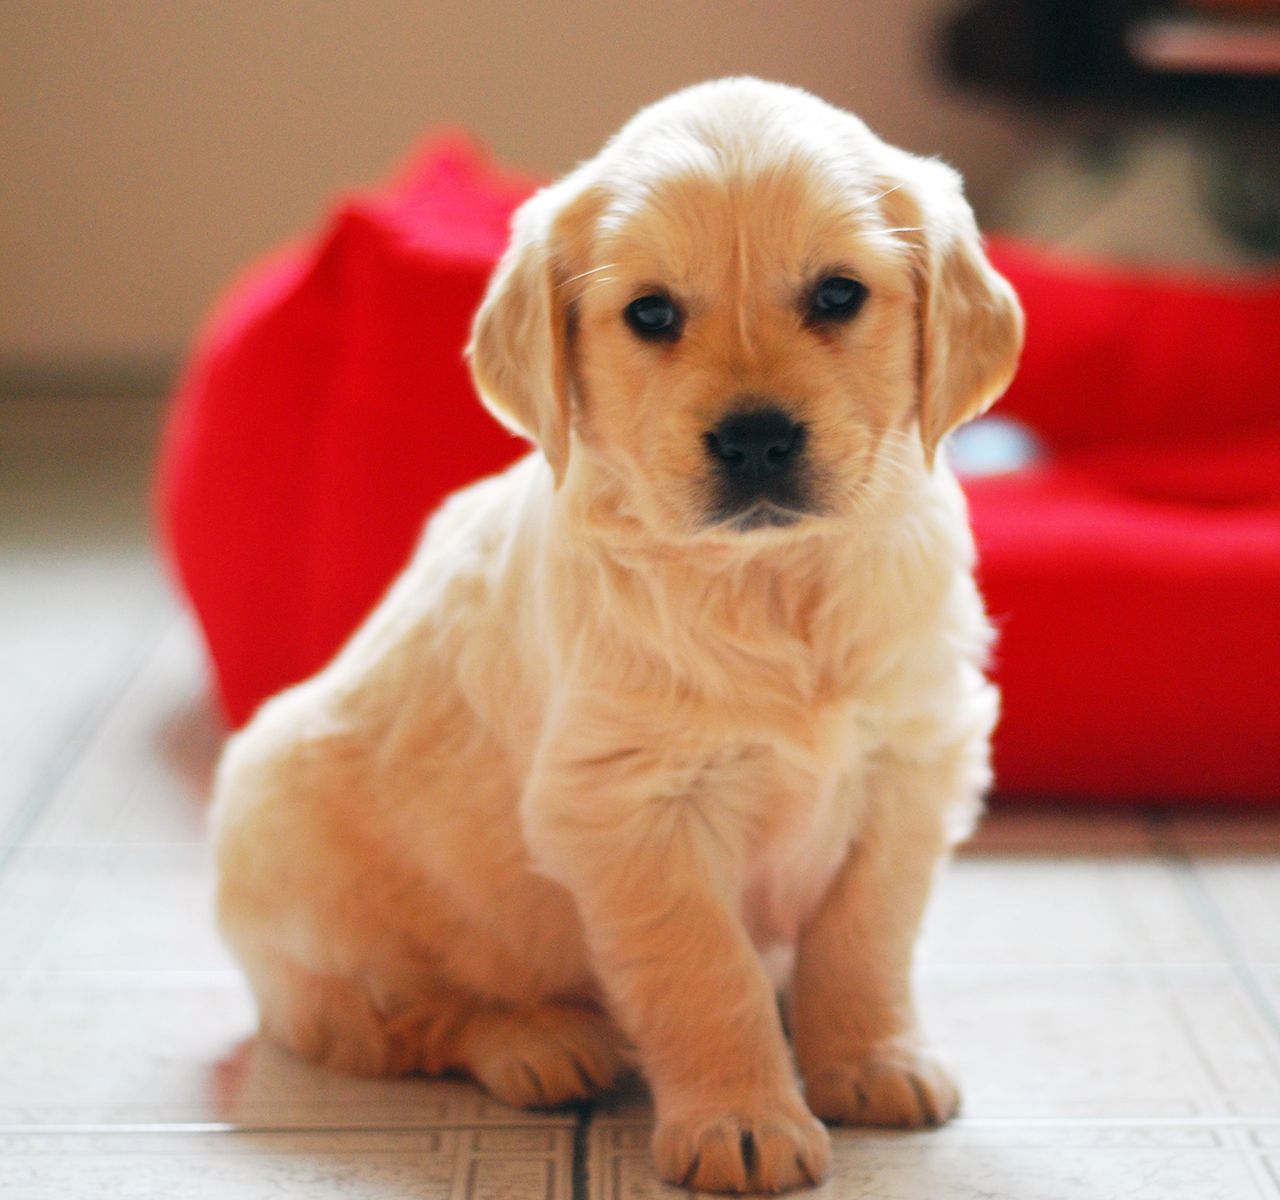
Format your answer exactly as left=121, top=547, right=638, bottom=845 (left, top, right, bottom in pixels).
left=410, top=451, right=552, bottom=576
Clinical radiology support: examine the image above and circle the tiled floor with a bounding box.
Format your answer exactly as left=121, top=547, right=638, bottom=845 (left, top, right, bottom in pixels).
left=3, top=396, right=1280, bottom=1198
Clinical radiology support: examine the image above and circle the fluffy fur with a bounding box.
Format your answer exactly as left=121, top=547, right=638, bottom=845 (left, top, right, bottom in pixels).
left=212, top=77, right=1023, bottom=1194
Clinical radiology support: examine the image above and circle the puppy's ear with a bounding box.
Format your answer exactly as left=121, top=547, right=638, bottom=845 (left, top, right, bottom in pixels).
left=887, top=159, right=1024, bottom=467
left=468, top=181, right=593, bottom=486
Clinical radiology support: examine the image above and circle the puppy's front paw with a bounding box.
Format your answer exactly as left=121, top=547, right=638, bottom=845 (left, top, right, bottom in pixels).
left=804, top=1042, right=959, bottom=1129
left=654, top=1096, right=831, bottom=1194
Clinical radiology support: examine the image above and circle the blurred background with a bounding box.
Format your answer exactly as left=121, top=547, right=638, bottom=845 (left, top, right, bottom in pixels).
left=5, top=0, right=1275, bottom=395
left=1, top=1, right=1277, bottom=797
left=1, top=0, right=1043, bottom=391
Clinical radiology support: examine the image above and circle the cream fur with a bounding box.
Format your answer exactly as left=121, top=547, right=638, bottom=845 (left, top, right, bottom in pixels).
left=211, top=77, right=1022, bottom=1194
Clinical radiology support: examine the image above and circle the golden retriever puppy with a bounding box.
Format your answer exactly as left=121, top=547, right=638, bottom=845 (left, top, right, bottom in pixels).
left=212, top=77, right=1022, bottom=1193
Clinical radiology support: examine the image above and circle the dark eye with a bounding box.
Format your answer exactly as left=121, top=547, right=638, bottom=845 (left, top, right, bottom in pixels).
left=809, top=276, right=868, bottom=324
left=624, top=293, right=682, bottom=341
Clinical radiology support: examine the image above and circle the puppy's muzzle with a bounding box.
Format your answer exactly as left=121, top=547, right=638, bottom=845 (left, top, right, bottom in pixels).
left=703, top=406, right=812, bottom=531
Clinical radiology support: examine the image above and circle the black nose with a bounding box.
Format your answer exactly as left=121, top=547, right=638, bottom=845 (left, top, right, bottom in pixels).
left=705, top=408, right=805, bottom=479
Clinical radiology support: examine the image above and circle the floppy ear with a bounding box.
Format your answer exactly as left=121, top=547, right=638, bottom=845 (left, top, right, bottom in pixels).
left=890, top=159, right=1024, bottom=467
left=467, top=183, right=582, bottom=486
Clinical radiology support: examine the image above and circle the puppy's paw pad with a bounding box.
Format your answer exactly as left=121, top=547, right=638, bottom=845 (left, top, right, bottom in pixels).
left=467, top=1005, right=631, bottom=1108
left=805, top=1045, right=959, bottom=1129
left=654, top=1101, right=831, bottom=1193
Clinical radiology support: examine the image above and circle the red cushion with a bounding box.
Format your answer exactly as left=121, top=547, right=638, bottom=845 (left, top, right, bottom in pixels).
left=986, top=236, right=1280, bottom=454
left=157, top=139, right=1280, bottom=804
left=157, top=136, right=532, bottom=721
left=969, top=433, right=1280, bottom=804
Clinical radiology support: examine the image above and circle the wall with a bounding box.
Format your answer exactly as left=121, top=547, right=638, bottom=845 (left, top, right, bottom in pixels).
left=0, top=0, right=1042, bottom=381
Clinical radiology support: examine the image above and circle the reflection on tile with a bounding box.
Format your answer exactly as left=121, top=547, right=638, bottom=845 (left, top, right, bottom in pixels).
left=588, top=1120, right=1280, bottom=1199
left=0, top=1128, right=574, bottom=1200
left=1169, top=814, right=1280, bottom=855
left=964, top=808, right=1157, bottom=856
left=224, top=1039, right=579, bottom=1130
left=921, top=858, right=1221, bottom=967
left=0, top=974, right=572, bottom=1128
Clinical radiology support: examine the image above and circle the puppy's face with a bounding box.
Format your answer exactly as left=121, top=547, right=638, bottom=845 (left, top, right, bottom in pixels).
left=470, top=79, right=1023, bottom=543
left=570, top=150, right=918, bottom=539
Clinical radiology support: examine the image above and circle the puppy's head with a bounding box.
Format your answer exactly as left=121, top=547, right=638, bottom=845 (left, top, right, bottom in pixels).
left=469, top=78, right=1023, bottom=541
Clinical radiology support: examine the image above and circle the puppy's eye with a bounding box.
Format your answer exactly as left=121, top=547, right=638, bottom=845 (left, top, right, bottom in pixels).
left=809, top=276, right=868, bottom=324
left=624, top=294, right=682, bottom=341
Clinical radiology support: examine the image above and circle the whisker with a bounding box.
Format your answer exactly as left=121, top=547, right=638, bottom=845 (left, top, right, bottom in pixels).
left=557, top=263, right=620, bottom=290
left=850, top=182, right=905, bottom=213
left=573, top=276, right=618, bottom=298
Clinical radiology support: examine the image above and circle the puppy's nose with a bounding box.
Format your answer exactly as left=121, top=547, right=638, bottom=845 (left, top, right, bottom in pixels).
left=705, top=408, right=805, bottom=479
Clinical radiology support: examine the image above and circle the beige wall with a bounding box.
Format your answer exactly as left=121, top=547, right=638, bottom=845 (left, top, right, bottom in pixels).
left=1, top=1, right=1041, bottom=376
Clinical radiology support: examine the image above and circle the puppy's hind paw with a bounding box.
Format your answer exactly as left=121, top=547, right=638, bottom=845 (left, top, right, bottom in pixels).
left=804, top=1043, right=960, bottom=1129
left=461, top=1001, right=632, bottom=1109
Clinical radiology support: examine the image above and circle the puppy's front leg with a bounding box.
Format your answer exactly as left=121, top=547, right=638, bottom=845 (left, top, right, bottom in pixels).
left=525, top=735, right=830, bottom=1194
left=790, top=756, right=967, bottom=1129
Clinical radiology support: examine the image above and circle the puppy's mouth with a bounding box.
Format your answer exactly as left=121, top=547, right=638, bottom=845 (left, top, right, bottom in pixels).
left=720, top=502, right=806, bottom=533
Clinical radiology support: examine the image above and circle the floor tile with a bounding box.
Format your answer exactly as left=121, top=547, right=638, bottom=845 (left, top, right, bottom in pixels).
left=0, top=1128, right=575, bottom=1200
left=24, top=619, right=222, bottom=848
left=0, top=839, right=231, bottom=981
left=0, top=845, right=111, bottom=974
left=1185, top=859, right=1280, bottom=966
left=0, top=397, right=171, bottom=842
left=919, top=968, right=1280, bottom=1120
left=25, top=843, right=231, bottom=973
left=1250, top=971, right=1280, bottom=1058
left=587, top=1119, right=1280, bottom=1199
left=921, top=856, right=1222, bottom=967
left=0, top=567, right=169, bottom=842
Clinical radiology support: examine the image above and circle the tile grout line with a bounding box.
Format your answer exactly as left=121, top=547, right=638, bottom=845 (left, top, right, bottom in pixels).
left=570, top=1099, right=594, bottom=1200
left=1149, top=811, right=1280, bottom=1049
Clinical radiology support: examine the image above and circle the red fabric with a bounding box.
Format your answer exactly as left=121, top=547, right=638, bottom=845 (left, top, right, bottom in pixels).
left=158, top=137, right=533, bottom=719
left=970, top=241, right=1280, bottom=803
left=157, top=139, right=1280, bottom=804
left=986, top=236, right=1280, bottom=453
left=968, top=435, right=1280, bottom=804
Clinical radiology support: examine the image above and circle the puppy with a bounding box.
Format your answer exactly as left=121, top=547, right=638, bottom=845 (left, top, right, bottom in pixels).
left=212, top=77, right=1022, bottom=1194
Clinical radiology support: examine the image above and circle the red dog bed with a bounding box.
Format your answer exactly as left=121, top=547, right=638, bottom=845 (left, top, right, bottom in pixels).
left=157, top=138, right=1280, bottom=805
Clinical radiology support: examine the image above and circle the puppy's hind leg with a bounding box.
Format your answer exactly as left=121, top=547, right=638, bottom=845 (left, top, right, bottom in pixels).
left=450, top=999, right=634, bottom=1108
left=242, top=946, right=632, bottom=1105
left=243, top=949, right=437, bottom=1079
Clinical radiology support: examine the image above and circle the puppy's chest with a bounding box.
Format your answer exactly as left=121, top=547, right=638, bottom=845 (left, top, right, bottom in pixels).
left=684, top=722, right=868, bottom=949
left=732, top=742, right=864, bottom=948
left=680, top=602, right=874, bottom=728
